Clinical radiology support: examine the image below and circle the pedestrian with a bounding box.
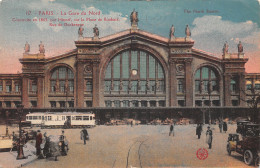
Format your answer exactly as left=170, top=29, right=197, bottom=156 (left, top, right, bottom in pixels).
left=169, top=123, right=174, bottom=136
left=36, top=130, right=43, bottom=156
left=80, top=127, right=89, bottom=145
left=223, top=122, right=228, bottom=133
left=131, top=120, right=133, bottom=127
left=206, top=126, right=213, bottom=149
left=219, top=121, right=223, bottom=133
left=196, top=124, right=202, bottom=139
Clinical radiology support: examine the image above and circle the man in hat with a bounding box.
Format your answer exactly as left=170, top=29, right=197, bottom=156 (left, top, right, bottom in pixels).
left=169, top=123, right=174, bottom=136
left=80, top=127, right=89, bottom=145
left=36, top=130, right=43, bottom=156
left=206, top=126, right=213, bottom=149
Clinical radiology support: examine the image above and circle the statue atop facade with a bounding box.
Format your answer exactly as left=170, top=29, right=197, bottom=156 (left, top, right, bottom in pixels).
left=39, top=41, right=45, bottom=54
left=223, top=41, right=229, bottom=55
left=24, top=41, right=30, bottom=53
left=78, top=26, right=84, bottom=37
left=169, top=25, right=175, bottom=39
left=130, top=9, right=138, bottom=26
left=185, top=25, right=191, bottom=37
left=238, top=41, right=243, bottom=53
left=93, top=24, right=99, bottom=37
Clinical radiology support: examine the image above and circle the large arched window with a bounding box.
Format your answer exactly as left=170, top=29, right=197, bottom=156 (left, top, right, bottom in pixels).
left=104, top=50, right=166, bottom=107
left=104, top=50, right=165, bottom=94
left=50, top=66, right=74, bottom=93
left=195, top=66, right=219, bottom=93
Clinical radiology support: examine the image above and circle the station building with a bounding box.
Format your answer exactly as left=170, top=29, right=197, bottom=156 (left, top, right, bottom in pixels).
left=0, top=21, right=259, bottom=123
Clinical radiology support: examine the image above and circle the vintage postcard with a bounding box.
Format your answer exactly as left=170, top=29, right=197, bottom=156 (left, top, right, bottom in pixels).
left=0, top=0, right=259, bottom=167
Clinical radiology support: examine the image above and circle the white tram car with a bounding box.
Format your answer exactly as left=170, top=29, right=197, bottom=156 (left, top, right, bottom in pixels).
left=26, top=112, right=95, bottom=128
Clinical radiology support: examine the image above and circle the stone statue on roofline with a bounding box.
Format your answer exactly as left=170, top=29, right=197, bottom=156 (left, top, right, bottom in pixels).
left=238, top=41, right=243, bottom=53
left=93, top=24, right=99, bottom=37
left=24, top=41, right=30, bottom=54
left=130, top=9, right=138, bottom=26
left=39, top=41, right=45, bottom=54
left=78, top=26, right=84, bottom=37
left=169, top=25, right=175, bottom=40
left=223, top=41, right=229, bottom=55
left=185, top=25, right=191, bottom=37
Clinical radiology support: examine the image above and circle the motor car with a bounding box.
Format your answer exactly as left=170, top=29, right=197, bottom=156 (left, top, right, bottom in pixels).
left=227, top=123, right=259, bottom=166
left=236, top=120, right=251, bottom=135
left=0, top=135, right=12, bottom=151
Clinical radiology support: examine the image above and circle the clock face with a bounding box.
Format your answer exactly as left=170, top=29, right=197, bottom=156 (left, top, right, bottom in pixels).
left=132, top=69, right=138, bottom=76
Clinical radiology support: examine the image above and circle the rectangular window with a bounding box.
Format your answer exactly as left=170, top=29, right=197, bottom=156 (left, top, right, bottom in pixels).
left=32, top=83, right=37, bottom=92
left=150, top=101, right=156, bottom=107
left=60, top=101, right=65, bottom=108
left=149, top=56, right=155, bottom=78
left=86, top=101, right=92, bottom=107
left=122, top=100, right=129, bottom=107
left=15, top=85, right=19, bottom=92
left=113, top=80, right=120, bottom=91
left=105, top=63, right=111, bottom=79
left=195, top=81, right=200, bottom=92
left=105, top=101, right=112, bottom=107
left=59, top=67, right=66, bottom=79
left=212, top=80, right=218, bottom=91
left=33, top=116, right=37, bottom=120
left=113, top=56, right=120, bottom=78
left=140, top=52, right=146, bottom=79
left=114, top=100, right=120, bottom=107
left=122, top=81, right=128, bottom=92
left=76, top=116, right=82, bottom=120
left=195, top=69, right=200, bottom=79
left=51, top=81, right=56, bottom=92
left=50, top=101, right=56, bottom=108
left=105, top=81, right=111, bottom=92
left=131, top=81, right=138, bottom=92
left=177, top=79, right=184, bottom=93
left=159, top=101, right=165, bottom=107
left=83, top=116, right=89, bottom=120
left=132, top=100, right=138, bottom=107
left=141, top=101, right=147, bottom=107
left=48, top=116, right=52, bottom=121
left=255, top=84, right=260, bottom=90
left=6, top=85, right=11, bottom=92
left=204, top=81, right=209, bottom=93
left=202, top=67, right=209, bottom=79
left=158, top=65, right=164, bottom=79
left=0, top=85, right=2, bottom=92
left=86, top=81, right=93, bottom=92
left=29, top=116, right=32, bottom=120
left=122, top=52, right=129, bottom=78
left=131, top=51, right=138, bottom=70
left=69, top=81, right=74, bottom=92
left=60, top=81, right=65, bottom=92
left=195, top=100, right=202, bottom=107
left=90, top=116, right=93, bottom=120
left=178, top=100, right=185, bottom=107
left=68, top=70, right=74, bottom=79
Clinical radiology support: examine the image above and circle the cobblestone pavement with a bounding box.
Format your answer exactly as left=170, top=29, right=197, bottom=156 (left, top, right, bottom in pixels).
left=1, top=124, right=252, bottom=168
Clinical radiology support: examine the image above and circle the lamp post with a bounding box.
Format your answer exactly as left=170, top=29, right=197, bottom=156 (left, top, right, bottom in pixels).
left=16, top=104, right=25, bottom=160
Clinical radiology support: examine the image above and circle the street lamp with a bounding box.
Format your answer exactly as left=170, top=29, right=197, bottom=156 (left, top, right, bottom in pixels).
left=16, top=104, right=25, bottom=160
left=202, top=96, right=206, bottom=125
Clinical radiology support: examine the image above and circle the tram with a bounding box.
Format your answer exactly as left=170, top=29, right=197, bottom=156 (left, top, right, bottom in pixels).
left=26, top=112, right=95, bottom=128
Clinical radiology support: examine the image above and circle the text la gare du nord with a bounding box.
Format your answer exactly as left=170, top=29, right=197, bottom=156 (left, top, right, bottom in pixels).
left=36, top=10, right=119, bottom=26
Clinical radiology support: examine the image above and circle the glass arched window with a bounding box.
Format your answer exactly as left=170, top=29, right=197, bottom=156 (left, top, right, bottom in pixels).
left=195, top=67, right=218, bottom=93
left=230, top=78, right=238, bottom=93
left=104, top=50, right=165, bottom=94
left=50, top=67, right=74, bottom=93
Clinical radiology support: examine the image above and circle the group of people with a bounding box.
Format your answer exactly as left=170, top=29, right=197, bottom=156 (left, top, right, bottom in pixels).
left=219, top=121, right=228, bottom=133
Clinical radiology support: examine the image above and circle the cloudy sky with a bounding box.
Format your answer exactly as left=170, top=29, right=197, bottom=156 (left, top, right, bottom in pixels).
left=0, top=0, right=259, bottom=73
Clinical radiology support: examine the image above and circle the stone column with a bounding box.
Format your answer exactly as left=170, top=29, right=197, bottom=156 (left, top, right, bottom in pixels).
left=169, top=58, right=177, bottom=106
left=37, top=76, right=44, bottom=108
left=92, top=60, right=100, bottom=107
left=3, top=80, right=6, bottom=92
left=239, top=73, right=246, bottom=106
left=76, top=60, right=85, bottom=108
left=185, top=58, right=193, bottom=107
left=22, top=76, right=29, bottom=108
left=224, top=74, right=231, bottom=106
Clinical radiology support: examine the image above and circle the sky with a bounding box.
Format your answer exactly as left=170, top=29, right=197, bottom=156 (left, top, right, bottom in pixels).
left=0, top=0, right=259, bottom=73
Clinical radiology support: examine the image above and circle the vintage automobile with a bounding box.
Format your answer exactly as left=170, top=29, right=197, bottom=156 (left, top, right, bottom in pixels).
left=227, top=123, right=260, bottom=166
left=0, top=135, right=13, bottom=151
left=41, top=134, right=69, bottom=161
left=236, top=120, right=251, bottom=135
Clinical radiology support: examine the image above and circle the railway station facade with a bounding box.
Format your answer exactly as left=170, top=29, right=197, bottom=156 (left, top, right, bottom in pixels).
left=0, top=22, right=259, bottom=122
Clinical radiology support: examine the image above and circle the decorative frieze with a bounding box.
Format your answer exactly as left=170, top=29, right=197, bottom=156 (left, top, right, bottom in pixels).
left=170, top=48, right=192, bottom=54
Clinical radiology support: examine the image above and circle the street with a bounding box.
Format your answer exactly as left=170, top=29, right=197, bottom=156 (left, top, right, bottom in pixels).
left=9, top=124, right=250, bottom=168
